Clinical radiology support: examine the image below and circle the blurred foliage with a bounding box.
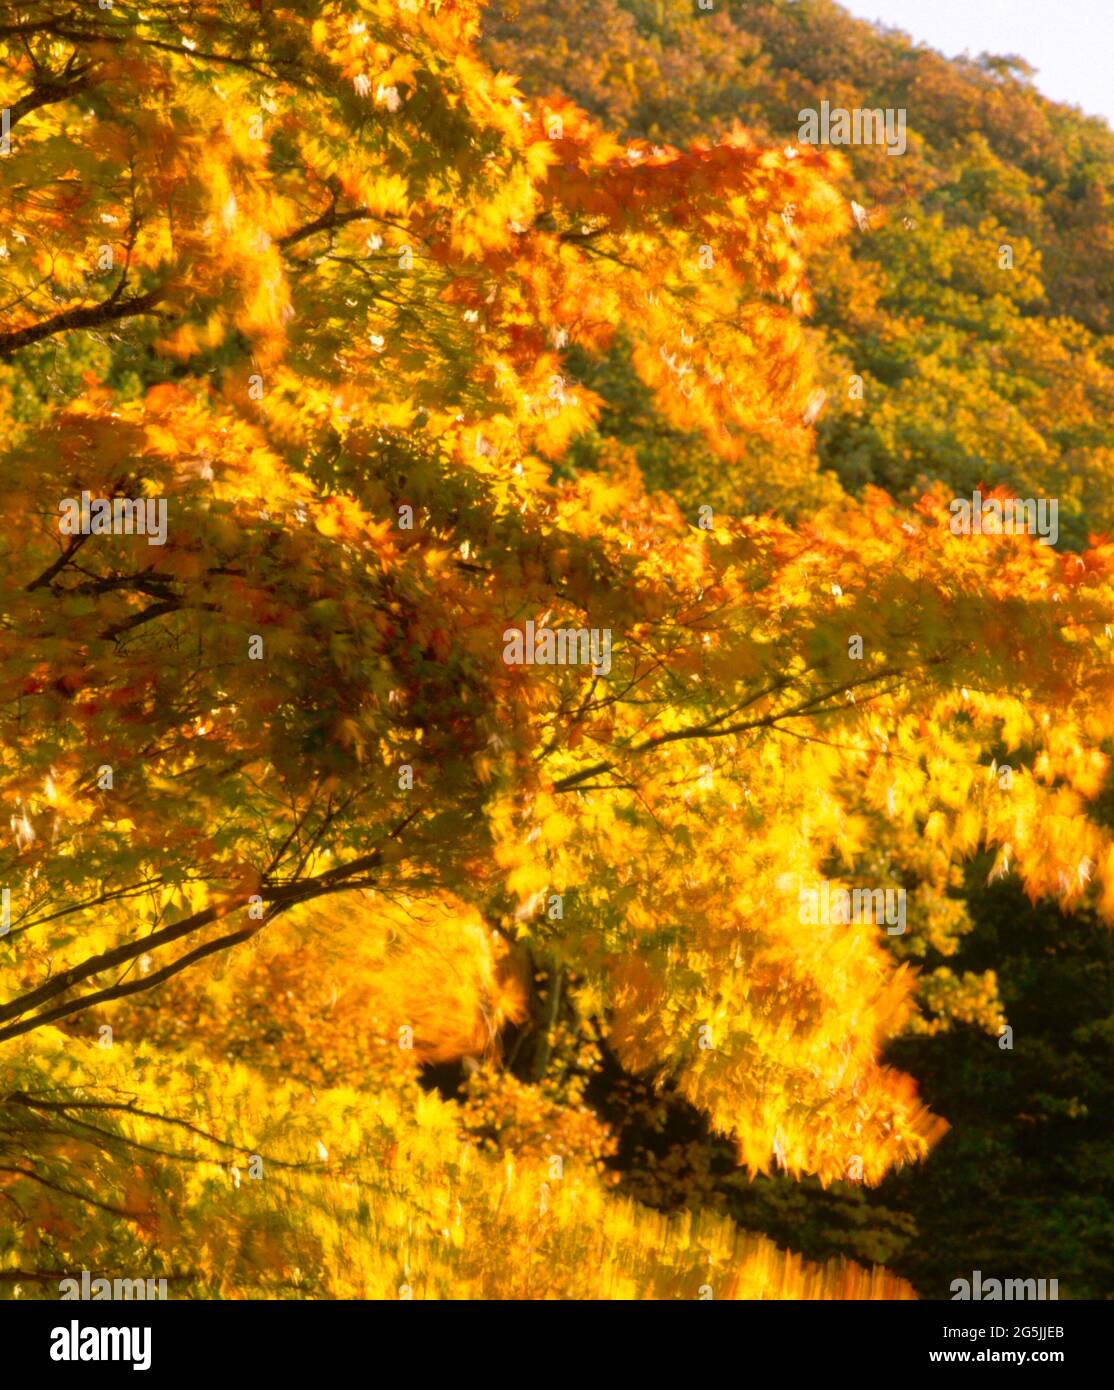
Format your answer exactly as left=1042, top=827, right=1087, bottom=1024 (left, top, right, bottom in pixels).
left=482, top=0, right=1114, bottom=1297
left=3, top=0, right=1114, bottom=1302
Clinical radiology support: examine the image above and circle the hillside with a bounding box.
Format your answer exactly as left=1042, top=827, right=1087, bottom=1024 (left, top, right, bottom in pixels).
left=483, top=0, right=1114, bottom=545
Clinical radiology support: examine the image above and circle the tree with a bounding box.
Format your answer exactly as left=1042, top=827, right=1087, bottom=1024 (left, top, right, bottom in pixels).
left=3, top=0, right=1114, bottom=1298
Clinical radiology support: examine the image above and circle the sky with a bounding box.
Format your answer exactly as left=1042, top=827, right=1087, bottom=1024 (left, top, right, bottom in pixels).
left=837, top=0, right=1114, bottom=129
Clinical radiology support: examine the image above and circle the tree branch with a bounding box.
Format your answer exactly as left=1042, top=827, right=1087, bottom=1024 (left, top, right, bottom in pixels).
left=0, top=287, right=163, bottom=360
left=24, top=533, right=90, bottom=591
left=278, top=205, right=372, bottom=250
left=0, top=829, right=417, bottom=1040
left=552, top=666, right=911, bottom=792
left=6, top=66, right=97, bottom=131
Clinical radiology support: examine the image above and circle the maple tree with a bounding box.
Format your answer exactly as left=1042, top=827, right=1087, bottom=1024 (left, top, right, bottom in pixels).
left=485, top=0, right=1114, bottom=1294
left=2, top=0, right=1114, bottom=1299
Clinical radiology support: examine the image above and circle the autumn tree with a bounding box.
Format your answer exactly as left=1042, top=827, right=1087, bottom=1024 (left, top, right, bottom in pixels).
left=2, top=0, right=1114, bottom=1298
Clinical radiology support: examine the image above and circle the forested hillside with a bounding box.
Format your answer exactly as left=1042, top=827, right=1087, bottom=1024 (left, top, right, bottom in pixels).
left=485, top=0, right=1114, bottom=546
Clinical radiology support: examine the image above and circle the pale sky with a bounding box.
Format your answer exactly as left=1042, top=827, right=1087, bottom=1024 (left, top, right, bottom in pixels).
left=838, top=0, right=1114, bottom=129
